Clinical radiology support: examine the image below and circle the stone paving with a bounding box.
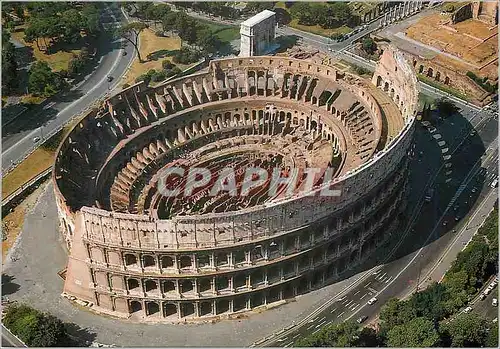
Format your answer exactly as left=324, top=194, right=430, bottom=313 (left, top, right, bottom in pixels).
left=3, top=182, right=366, bottom=347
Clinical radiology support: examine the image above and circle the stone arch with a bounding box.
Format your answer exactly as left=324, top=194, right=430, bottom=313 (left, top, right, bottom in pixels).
left=418, top=65, right=424, bottom=74
left=427, top=67, right=433, bottom=78
left=310, top=120, right=318, bottom=131
left=181, top=303, right=195, bottom=317
left=129, top=300, right=142, bottom=313
left=376, top=75, right=382, bottom=87
left=312, top=96, right=318, bottom=105
left=279, top=111, right=286, bottom=122
left=435, top=71, right=441, bottom=82
left=124, top=253, right=137, bottom=266
left=90, top=247, right=105, bottom=263
left=161, top=256, right=174, bottom=268
left=146, top=301, right=160, bottom=316
left=127, top=278, right=140, bottom=291
left=179, top=255, right=192, bottom=269
left=143, top=255, right=156, bottom=268
left=163, top=303, right=177, bottom=317
left=199, top=301, right=212, bottom=316
left=396, top=94, right=400, bottom=103
left=444, top=76, right=450, bottom=85
left=390, top=88, right=395, bottom=98
left=163, top=280, right=176, bottom=293
left=180, top=279, right=194, bottom=293
left=383, top=81, right=389, bottom=92
left=144, top=279, right=158, bottom=292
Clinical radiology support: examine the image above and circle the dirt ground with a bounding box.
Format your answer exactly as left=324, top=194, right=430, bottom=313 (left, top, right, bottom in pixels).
left=119, top=28, right=186, bottom=86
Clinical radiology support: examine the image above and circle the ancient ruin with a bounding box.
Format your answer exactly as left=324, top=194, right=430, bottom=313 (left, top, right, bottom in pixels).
left=394, top=0, right=499, bottom=104
left=240, top=10, right=276, bottom=57
left=54, top=46, right=418, bottom=322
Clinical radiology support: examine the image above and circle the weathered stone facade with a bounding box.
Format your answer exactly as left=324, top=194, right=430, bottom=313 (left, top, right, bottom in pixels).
left=54, top=48, right=418, bottom=322
left=240, top=10, right=276, bottom=57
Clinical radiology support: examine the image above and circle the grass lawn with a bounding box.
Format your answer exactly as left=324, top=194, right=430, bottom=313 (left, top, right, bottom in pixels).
left=194, top=18, right=240, bottom=42
left=11, top=27, right=81, bottom=72
left=288, top=19, right=351, bottom=38
left=120, top=28, right=184, bottom=86
left=2, top=148, right=54, bottom=198
left=418, top=74, right=470, bottom=102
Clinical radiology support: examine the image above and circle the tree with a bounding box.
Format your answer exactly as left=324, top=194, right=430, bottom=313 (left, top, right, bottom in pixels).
left=2, top=31, right=18, bottom=93
left=61, top=9, right=83, bottom=44
left=362, top=37, right=377, bottom=55
left=118, top=22, right=147, bottom=62
left=28, top=61, right=65, bottom=97
left=3, top=304, right=68, bottom=347
left=379, top=298, right=417, bottom=330
left=161, top=11, right=178, bottom=33
left=81, top=4, right=101, bottom=36
left=386, top=317, right=440, bottom=347
left=485, top=320, right=498, bottom=347
left=435, top=97, right=459, bottom=118
left=440, top=313, right=489, bottom=347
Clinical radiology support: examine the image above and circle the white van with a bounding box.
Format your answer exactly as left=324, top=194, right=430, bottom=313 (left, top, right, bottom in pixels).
left=367, top=297, right=378, bottom=305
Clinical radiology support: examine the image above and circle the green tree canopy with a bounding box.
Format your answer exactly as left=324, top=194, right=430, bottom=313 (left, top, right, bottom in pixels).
left=386, top=317, right=441, bottom=347
left=117, top=22, right=147, bottom=62
left=28, top=60, right=65, bottom=97
left=440, top=313, right=489, bottom=347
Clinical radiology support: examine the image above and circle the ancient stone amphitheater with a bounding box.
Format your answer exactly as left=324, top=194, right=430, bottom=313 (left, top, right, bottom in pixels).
left=54, top=46, right=419, bottom=322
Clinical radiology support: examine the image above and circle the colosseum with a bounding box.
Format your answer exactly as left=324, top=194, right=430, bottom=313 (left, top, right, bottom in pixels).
left=53, top=45, right=419, bottom=322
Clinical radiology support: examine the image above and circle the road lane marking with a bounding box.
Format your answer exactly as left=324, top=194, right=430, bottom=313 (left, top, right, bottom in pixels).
left=292, top=334, right=301, bottom=340
left=354, top=290, right=360, bottom=296
left=337, top=311, right=345, bottom=318
left=364, top=282, right=372, bottom=288
left=330, top=307, right=337, bottom=314
left=385, top=276, right=393, bottom=283
left=360, top=293, right=368, bottom=300
left=307, top=324, right=315, bottom=330
left=345, top=300, right=354, bottom=307
left=344, top=161, right=498, bottom=325
left=351, top=304, right=360, bottom=311
left=284, top=341, right=295, bottom=347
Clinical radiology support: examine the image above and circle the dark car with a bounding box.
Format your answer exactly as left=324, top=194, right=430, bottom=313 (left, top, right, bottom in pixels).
left=357, top=315, right=368, bottom=324
left=107, top=75, right=114, bottom=82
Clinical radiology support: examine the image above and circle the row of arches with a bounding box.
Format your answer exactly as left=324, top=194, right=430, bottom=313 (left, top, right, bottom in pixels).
left=414, top=60, right=451, bottom=85
left=116, top=217, right=399, bottom=320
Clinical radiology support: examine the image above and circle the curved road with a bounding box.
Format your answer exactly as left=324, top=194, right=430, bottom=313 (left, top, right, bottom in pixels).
left=2, top=4, right=136, bottom=173
left=256, top=109, right=497, bottom=347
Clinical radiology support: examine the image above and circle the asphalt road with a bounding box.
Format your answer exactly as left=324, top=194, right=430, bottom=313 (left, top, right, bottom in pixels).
left=2, top=4, right=136, bottom=173
left=256, top=105, right=497, bottom=347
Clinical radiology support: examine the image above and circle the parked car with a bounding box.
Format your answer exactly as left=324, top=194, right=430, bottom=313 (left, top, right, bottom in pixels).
left=357, top=315, right=368, bottom=324
left=464, top=306, right=473, bottom=313
left=367, top=297, right=378, bottom=305
left=493, top=298, right=498, bottom=307
left=33, top=136, right=40, bottom=143
left=480, top=293, right=486, bottom=300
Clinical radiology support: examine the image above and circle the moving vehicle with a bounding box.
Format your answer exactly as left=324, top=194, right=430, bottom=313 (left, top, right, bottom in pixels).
left=33, top=136, right=40, bottom=143
left=367, top=297, right=378, bottom=305
left=424, top=188, right=434, bottom=202
left=491, top=178, right=498, bottom=188
left=107, top=75, right=114, bottom=82
left=357, top=316, right=368, bottom=323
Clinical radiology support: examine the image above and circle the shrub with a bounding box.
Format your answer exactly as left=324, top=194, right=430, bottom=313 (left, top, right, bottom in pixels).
left=172, top=47, right=201, bottom=65
left=162, top=59, right=174, bottom=70
left=151, top=70, right=167, bottom=83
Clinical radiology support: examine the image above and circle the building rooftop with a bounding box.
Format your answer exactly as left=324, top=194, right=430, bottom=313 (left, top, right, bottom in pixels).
left=241, top=10, right=275, bottom=27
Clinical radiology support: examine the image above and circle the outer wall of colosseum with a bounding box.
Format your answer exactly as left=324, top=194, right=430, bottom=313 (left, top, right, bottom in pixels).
left=53, top=46, right=418, bottom=322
